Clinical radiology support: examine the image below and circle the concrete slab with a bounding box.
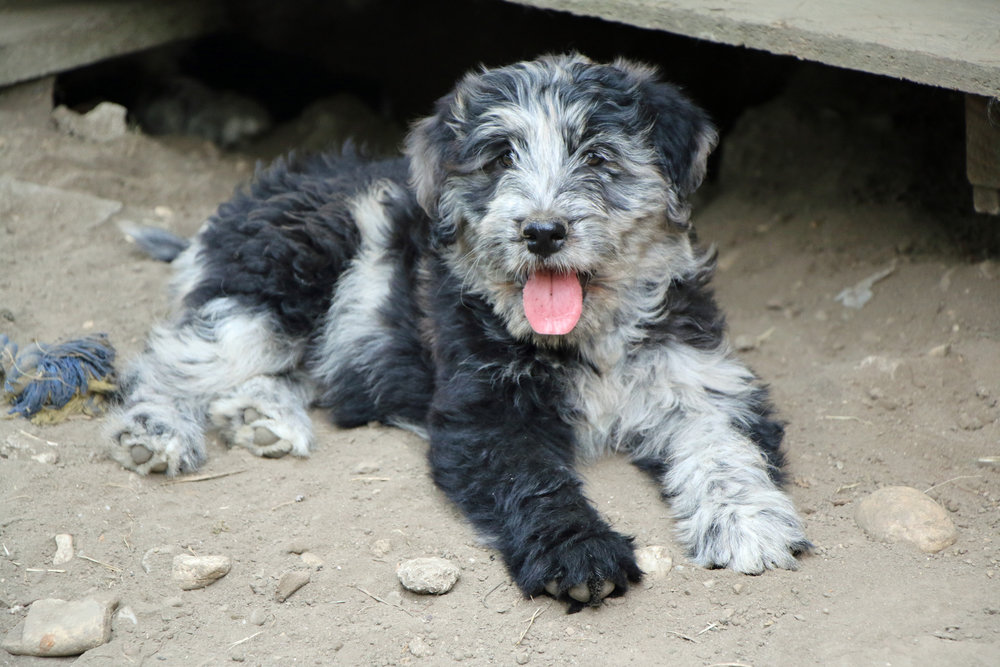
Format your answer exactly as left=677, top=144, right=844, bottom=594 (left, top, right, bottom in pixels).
left=508, top=0, right=1000, bottom=97
left=0, top=0, right=226, bottom=87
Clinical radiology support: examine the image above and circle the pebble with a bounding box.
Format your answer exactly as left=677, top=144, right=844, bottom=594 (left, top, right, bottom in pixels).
left=408, top=636, right=433, bottom=657
left=275, top=570, right=311, bottom=602
left=285, top=541, right=309, bottom=555
left=2, top=596, right=118, bottom=657
left=172, top=554, right=232, bottom=590
left=352, top=461, right=380, bottom=474
left=248, top=609, right=267, bottom=626
left=370, top=539, right=392, bottom=557
left=53, top=533, right=74, bottom=565
left=115, top=606, right=138, bottom=628
left=51, top=102, right=128, bottom=142
left=397, top=557, right=460, bottom=595
left=855, top=486, right=958, bottom=553
left=300, top=551, right=324, bottom=568
left=635, top=545, right=673, bottom=579
left=31, top=451, right=59, bottom=465
left=928, top=343, right=951, bottom=358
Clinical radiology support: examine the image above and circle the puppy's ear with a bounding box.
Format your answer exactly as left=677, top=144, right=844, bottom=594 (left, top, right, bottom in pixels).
left=405, top=94, right=458, bottom=247
left=619, top=61, right=718, bottom=223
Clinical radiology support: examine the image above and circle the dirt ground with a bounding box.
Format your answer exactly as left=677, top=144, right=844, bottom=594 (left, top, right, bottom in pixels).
left=1, top=63, right=999, bottom=666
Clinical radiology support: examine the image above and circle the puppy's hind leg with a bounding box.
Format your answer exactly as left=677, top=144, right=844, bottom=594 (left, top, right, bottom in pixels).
left=106, top=298, right=306, bottom=475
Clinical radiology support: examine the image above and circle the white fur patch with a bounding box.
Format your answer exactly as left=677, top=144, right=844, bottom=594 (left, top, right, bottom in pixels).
left=311, top=184, right=398, bottom=396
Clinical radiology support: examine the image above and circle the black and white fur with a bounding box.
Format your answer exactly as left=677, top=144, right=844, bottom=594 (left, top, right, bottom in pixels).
left=107, top=54, right=810, bottom=610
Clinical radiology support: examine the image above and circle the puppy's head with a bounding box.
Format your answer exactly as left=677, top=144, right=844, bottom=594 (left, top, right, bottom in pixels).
left=406, top=54, right=717, bottom=344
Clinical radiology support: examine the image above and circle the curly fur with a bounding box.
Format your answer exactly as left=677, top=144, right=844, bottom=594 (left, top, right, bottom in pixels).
left=107, top=54, right=810, bottom=611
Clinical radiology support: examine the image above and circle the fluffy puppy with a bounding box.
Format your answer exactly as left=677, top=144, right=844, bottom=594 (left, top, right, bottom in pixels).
left=108, top=54, right=810, bottom=610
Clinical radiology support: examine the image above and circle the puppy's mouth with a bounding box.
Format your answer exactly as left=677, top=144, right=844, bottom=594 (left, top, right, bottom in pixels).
left=522, top=269, right=584, bottom=336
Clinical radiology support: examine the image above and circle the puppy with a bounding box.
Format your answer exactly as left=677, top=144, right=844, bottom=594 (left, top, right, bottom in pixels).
left=108, top=54, right=810, bottom=609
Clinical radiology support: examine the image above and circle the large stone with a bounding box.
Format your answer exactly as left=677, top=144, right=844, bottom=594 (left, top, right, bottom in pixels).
left=397, top=557, right=460, bottom=595
left=171, top=554, right=232, bottom=590
left=2, top=596, right=118, bottom=657
left=855, top=486, right=958, bottom=553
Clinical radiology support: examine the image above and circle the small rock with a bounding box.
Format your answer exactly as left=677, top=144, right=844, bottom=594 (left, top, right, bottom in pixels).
left=733, top=335, right=756, bottom=352
left=635, top=545, right=673, bottom=579
left=51, top=102, right=128, bottom=142
left=2, top=596, right=118, bottom=657
left=114, top=606, right=138, bottom=627
left=248, top=609, right=267, bottom=626
left=53, top=534, right=74, bottom=565
left=370, top=539, right=392, bottom=557
left=732, top=582, right=746, bottom=595
left=516, top=650, right=531, bottom=665
left=300, top=552, right=324, bottom=568
left=408, top=636, right=433, bottom=657
left=855, top=486, right=958, bottom=553
left=397, top=557, right=460, bottom=595
left=352, top=461, right=380, bottom=475
left=928, top=343, right=951, bottom=358
left=172, top=554, right=232, bottom=590
left=275, top=570, right=311, bottom=602
left=284, top=541, right=309, bottom=555
left=31, top=451, right=59, bottom=465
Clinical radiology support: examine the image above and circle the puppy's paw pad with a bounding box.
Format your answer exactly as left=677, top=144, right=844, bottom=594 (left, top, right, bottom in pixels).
left=107, top=413, right=185, bottom=475
left=210, top=400, right=310, bottom=459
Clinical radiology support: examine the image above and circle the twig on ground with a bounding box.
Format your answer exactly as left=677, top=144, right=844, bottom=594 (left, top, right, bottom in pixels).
left=925, top=475, right=982, bottom=494
left=78, top=554, right=122, bottom=572
left=667, top=630, right=698, bottom=643
left=697, top=622, right=718, bottom=636
left=228, top=631, right=263, bottom=649
left=821, top=415, right=872, bottom=425
left=516, top=605, right=548, bottom=645
left=161, top=469, right=246, bottom=485
left=355, top=585, right=414, bottom=617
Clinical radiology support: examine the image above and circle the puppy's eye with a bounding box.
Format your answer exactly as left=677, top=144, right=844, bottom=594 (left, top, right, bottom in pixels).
left=496, top=149, right=516, bottom=169
left=584, top=151, right=606, bottom=167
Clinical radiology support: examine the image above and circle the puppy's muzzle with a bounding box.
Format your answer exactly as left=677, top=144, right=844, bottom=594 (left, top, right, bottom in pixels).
left=521, top=218, right=567, bottom=257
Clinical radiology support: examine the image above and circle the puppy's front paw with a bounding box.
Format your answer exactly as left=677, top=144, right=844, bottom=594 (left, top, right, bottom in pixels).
left=517, top=528, right=643, bottom=612
left=688, top=497, right=812, bottom=574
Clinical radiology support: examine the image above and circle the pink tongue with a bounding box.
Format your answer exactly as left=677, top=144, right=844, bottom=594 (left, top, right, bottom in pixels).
left=522, top=270, right=583, bottom=335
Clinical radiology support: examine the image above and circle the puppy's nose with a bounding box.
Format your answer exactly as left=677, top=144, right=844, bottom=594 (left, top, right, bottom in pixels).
left=522, top=219, right=567, bottom=257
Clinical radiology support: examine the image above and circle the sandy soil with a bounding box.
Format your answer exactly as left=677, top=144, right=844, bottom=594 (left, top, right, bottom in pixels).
left=1, top=67, right=999, bottom=667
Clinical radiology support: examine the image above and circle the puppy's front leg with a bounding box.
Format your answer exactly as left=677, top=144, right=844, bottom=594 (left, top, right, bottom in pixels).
left=428, top=374, right=642, bottom=610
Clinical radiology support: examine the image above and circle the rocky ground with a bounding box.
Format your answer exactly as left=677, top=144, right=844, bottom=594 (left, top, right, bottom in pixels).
left=1, top=63, right=999, bottom=666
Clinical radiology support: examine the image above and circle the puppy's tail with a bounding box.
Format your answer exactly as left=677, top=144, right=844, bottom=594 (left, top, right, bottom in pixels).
left=121, top=224, right=191, bottom=262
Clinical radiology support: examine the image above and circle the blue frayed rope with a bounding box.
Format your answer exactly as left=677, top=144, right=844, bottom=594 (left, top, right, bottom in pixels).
left=1, top=333, right=117, bottom=419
